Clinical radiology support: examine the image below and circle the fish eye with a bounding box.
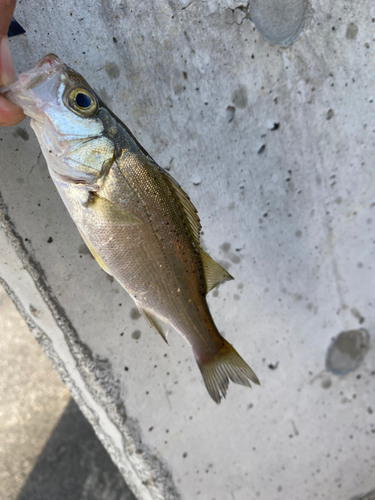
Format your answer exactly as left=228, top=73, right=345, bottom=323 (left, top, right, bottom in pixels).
left=75, top=92, right=92, bottom=108
left=67, top=88, right=98, bottom=116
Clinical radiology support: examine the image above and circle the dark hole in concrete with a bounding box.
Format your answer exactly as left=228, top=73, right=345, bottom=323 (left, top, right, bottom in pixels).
left=231, top=86, right=248, bottom=109
left=220, top=242, right=231, bottom=253
left=258, top=144, right=266, bottom=154
left=346, top=23, right=358, bottom=40
left=351, top=307, right=365, bottom=324
left=226, top=105, right=235, bottom=123
left=129, top=308, right=141, bottom=320
left=131, top=330, right=141, bottom=340
left=105, top=62, right=120, bottom=79
left=326, top=329, right=370, bottom=376
left=321, top=377, right=332, bottom=389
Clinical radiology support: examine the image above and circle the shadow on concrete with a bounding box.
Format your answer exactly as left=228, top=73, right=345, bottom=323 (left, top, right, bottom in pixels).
left=351, top=489, right=375, bottom=500
left=17, top=399, right=136, bottom=500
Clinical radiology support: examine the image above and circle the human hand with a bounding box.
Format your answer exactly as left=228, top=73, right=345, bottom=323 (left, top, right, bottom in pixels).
left=0, top=0, right=24, bottom=126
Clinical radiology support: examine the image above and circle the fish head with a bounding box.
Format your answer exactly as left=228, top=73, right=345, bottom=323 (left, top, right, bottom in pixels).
left=1, top=54, right=117, bottom=184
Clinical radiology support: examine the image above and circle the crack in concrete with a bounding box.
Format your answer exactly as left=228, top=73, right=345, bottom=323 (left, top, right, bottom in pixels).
left=181, top=0, right=196, bottom=11
left=28, top=150, right=42, bottom=178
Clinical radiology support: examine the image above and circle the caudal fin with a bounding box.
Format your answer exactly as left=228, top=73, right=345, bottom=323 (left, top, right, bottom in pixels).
left=195, top=337, right=260, bottom=404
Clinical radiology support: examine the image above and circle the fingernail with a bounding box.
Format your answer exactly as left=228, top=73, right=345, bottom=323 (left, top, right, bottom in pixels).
left=0, top=37, right=15, bottom=86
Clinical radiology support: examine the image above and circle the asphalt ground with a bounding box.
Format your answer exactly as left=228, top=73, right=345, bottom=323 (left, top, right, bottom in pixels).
left=0, top=285, right=135, bottom=500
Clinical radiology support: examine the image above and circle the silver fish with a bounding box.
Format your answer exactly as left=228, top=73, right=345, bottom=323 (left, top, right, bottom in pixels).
left=1, top=54, right=259, bottom=403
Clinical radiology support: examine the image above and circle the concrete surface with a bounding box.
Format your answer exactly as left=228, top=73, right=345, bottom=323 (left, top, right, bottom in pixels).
left=0, top=285, right=135, bottom=500
left=1, top=0, right=375, bottom=499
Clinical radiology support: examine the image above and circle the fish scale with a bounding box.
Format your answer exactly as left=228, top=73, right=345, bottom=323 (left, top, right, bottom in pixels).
left=1, top=54, right=260, bottom=403
left=94, top=156, right=209, bottom=339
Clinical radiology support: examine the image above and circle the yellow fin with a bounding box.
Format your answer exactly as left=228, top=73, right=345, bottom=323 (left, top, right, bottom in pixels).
left=195, top=336, right=260, bottom=404
left=161, top=170, right=201, bottom=246
left=77, top=227, right=112, bottom=275
left=201, top=251, right=234, bottom=293
left=140, top=308, right=169, bottom=345
left=88, top=193, right=140, bottom=225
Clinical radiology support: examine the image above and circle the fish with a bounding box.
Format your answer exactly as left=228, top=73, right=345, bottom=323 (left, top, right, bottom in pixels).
left=1, top=54, right=260, bottom=403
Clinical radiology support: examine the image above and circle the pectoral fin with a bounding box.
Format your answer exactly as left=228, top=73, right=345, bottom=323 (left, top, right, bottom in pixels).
left=87, top=193, right=140, bottom=225
left=201, top=251, right=234, bottom=293
left=140, top=308, right=169, bottom=344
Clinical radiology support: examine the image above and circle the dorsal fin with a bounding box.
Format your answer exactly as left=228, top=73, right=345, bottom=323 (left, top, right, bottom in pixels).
left=161, top=169, right=233, bottom=294
left=201, top=251, right=234, bottom=293
left=140, top=307, right=169, bottom=344
left=161, top=170, right=201, bottom=246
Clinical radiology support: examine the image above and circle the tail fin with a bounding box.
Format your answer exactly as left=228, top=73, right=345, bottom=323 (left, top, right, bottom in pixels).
left=195, top=337, right=260, bottom=404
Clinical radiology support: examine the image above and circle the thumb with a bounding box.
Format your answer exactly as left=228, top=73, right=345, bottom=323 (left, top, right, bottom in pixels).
left=0, top=0, right=17, bottom=86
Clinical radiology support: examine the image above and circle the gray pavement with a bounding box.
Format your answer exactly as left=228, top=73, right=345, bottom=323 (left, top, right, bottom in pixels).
left=0, top=285, right=135, bottom=500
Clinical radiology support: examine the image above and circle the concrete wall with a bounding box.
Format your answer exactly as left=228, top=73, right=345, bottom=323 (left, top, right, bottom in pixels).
left=1, top=1, right=375, bottom=499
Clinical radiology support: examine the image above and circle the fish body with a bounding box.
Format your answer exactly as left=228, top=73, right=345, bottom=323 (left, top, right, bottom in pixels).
left=2, top=54, right=259, bottom=403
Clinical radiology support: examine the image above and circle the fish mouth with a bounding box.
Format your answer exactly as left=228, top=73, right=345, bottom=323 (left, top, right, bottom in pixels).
left=0, top=53, right=66, bottom=119
left=23, top=53, right=64, bottom=90
left=35, top=53, right=62, bottom=70
left=2, top=53, right=63, bottom=90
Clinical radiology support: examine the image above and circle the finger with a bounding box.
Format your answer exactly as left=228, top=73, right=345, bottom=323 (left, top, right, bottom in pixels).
left=0, top=94, right=25, bottom=126
left=0, top=0, right=17, bottom=86
left=0, top=0, right=25, bottom=124
left=0, top=0, right=17, bottom=37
